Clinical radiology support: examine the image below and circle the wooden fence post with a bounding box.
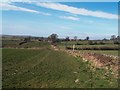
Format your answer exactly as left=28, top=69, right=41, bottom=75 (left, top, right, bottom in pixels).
left=73, top=44, right=75, bottom=52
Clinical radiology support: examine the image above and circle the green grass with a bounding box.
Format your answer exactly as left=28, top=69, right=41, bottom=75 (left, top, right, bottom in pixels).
left=58, top=40, right=114, bottom=45
left=2, top=40, right=51, bottom=48
left=2, top=40, right=20, bottom=47
left=70, top=45, right=118, bottom=48
left=3, top=40, right=118, bottom=51
left=59, top=43, right=118, bottom=50
left=58, top=41, right=118, bottom=56
left=2, top=39, right=118, bottom=88
left=78, top=50, right=118, bottom=56
left=2, top=48, right=118, bottom=88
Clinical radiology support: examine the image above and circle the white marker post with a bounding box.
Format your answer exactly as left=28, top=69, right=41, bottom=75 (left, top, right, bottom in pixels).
left=73, top=44, right=75, bottom=52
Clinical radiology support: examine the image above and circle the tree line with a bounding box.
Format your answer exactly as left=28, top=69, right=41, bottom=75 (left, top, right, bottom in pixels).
left=19, top=34, right=120, bottom=45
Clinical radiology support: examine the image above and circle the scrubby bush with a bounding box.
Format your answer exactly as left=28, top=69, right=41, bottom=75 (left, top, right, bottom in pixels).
left=88, top=41, right=94, bottom=45
left=99, top=41, right=105, bottom=45
left=76, top=43, right=82, bottom=45
left=94, top=41, right=98, bottom=45
left=66, top=46, right=119, bottom=50
left=113, top=41, right=119, bottom=44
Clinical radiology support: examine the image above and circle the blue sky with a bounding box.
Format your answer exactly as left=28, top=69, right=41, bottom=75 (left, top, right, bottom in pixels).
left=1, top=1, right=118, bottom=39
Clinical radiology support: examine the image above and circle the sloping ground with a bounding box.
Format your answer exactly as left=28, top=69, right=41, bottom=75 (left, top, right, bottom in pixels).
left=66, top=50, right=119, bottom=80
left=78, top=50, right=118, bottom=56
left=81, top=53, right=118, bottom=67
left=82, top=52, right=118, bottom=78
left=2, top=48, right=118, bottom=88
left=2, top=40, right=51, bottom=49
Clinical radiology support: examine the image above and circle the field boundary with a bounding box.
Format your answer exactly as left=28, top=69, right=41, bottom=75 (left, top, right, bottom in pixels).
left=51, top=45, right=119, bottom=79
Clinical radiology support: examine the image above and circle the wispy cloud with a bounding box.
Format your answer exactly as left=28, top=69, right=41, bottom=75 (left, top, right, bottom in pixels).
left=1, top=2, right=118, bottom=19
left=37, top=2, right=118, bottom=19
left=1, top=0, right=33, bottom=3
left=1, top=2, right=51, bottom=16
left=59, top=16, right=80, bottom=21
left=1, top=3, right=39, bottom=13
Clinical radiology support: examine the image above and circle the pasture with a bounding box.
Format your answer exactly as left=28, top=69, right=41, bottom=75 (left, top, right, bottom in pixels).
left=2, top=40, right=51, bottom=49
left=78, top=50, right=118, bottom=56
left=3, top=48, right=90, bottom=88
left=2, top=39, right=119, bottom=88
left=58, top=41, right=119, bottom=56
left=2, top=48, right=118, bottom=88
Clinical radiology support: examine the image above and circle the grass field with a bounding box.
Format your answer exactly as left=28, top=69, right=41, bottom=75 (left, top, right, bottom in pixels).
left=58, top=40, right=114, bottom=45
left=59, top=40, right=114, bottom=45
left=58, top=41, right=118, bottom=56
left=2, top=39, right=119, bottom=88
left=2, top=40, right=51, bottom=48
left=78, top=50, right=118, bottom=56
left=2, top=48, right=118, bottom=88
left=66, top=45, right=118, bottom=48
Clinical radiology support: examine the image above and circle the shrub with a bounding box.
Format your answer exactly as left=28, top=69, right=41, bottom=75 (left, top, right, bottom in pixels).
left=99, top=41, right=105, bottom=45
left=76, top=43, right=81, bottom=45
left=113, top=41, right=119, bottom=44
left=94, top=41, right=98, bottom=45
left=88, top=41, right=94, bottom=45
left=66, top=46, right=119, bottom=50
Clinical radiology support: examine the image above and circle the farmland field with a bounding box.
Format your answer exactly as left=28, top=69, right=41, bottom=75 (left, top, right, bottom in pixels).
left=58, top=41, right=118, bottom=56
left=2, top=1, right=119, bottom=88
left=58, top=41, right=114, bottom=45
left=2, top=39, right=119, bottom=88
left=2, top=40, right=51, bottom=48
left=2, top=48, right=118, bottom=88
left=3, top=48, right=92, bottom=88
left=78, top=50, right=118, bottom=56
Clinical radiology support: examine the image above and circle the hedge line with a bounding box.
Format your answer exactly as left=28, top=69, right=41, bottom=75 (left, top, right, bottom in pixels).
left=66, top=46, right=119, bottom=50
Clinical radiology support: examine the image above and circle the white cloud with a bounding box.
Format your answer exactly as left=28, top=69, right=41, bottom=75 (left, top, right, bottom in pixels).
left=59, top=16, right=80, bottom=21
left=1, top=0, right=33, bottom=3
left=1, top=3, right=39, bottom=13
left=1, top=1, right=118, bottom=19
left=0, top=2, right=51, bottom=16
left=37, top=2, right=118, bottom=19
